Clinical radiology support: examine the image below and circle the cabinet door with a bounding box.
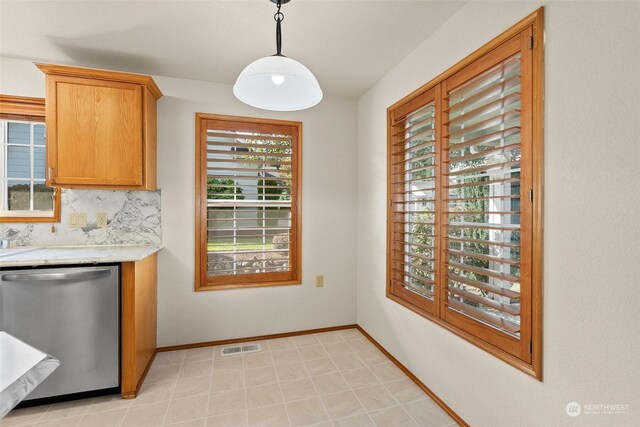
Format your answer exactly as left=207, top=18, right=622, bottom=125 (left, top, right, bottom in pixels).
left=47, top=76, right=143, bottom=187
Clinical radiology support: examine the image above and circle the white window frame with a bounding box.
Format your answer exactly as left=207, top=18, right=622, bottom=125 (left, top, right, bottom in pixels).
left=0, top=118, right=54, bottom=218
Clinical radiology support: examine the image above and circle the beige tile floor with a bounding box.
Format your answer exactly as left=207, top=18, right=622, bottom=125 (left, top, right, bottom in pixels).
left=1, top=329, right=457, bottom=427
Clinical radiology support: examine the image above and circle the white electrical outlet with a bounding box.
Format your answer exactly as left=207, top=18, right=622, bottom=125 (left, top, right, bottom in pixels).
left=96, top=212, right=108, bottom=228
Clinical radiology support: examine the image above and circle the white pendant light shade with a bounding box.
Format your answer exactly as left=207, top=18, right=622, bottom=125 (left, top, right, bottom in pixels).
left=233, top=55, right=323, bottom=111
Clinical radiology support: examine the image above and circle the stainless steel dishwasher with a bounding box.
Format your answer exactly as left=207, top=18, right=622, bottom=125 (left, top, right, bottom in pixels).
left=0, top=265, right=119, bottom=401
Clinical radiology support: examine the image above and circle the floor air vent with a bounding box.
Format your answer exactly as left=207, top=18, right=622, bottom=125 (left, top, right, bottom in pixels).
left=221, top=343, right=261, bottom=356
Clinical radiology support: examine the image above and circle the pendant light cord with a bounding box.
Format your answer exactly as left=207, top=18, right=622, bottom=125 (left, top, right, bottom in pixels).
left=274, top=0, right=284, bottom=56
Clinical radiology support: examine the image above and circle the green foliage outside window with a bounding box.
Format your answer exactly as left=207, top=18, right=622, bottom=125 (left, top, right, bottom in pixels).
left=207, top=178, right=244, bottom=200
left=257, top=179, right=289, bottom=201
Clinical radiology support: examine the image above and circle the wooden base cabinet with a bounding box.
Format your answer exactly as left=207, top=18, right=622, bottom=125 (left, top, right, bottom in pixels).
left=37, top=64, right=162, bottom=190
left=121, top=254, right=157, bottom=399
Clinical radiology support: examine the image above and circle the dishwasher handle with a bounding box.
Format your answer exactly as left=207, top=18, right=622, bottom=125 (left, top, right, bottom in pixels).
left=1, top=269, right=112, bottom=283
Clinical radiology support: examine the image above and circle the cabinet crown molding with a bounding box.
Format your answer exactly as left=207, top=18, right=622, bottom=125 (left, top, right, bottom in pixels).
left=36, top=63, right=163, bottom=100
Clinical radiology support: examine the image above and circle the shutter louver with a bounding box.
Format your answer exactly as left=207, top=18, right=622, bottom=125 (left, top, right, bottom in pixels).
left=443, top=52, right=523, bottom=337
left=386, top=14, right=542, bottom=377
left=204, top=123, right=299, bottom=284
left=389, top=92, right=438, bottom=311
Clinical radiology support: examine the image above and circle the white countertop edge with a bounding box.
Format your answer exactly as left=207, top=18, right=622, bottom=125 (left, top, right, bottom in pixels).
left=0, top=332, right=60, bottom=417
left=0, top=332, right=48, bottom=392
left=0, top=245, right=162, bottom=267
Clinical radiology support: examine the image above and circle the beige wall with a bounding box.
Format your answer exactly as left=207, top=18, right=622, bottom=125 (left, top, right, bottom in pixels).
left=0, top=57, right=359, bottom=348
left=154, top=75, right=358, bottom=346
left=0, top=57, right=45, bottom=97
left=356, top=1, right=640, bottom=426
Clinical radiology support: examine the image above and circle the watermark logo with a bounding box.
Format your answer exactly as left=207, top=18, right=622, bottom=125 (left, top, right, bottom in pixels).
left=566, top=402, right=581, bottom=417
left=566, top=401, right=630, bottom=417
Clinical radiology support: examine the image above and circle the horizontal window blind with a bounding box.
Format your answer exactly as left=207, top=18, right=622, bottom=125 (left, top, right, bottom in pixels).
left=444, top=52, right=524, bottom=338
left=196, top=116, right=301, bottom=289
left=387, top=16, right=542, bottom=377
left=389, top=91, right=438, bottom=314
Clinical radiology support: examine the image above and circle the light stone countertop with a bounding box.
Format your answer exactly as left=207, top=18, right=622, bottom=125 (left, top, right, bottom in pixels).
left=0, top=245, right=162, bottom=267
left=0, top=332, right=60, bottom=418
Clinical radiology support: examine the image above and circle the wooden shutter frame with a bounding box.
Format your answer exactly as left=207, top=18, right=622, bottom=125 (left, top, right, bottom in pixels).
left=386, top=8, right=544, bottom=380
left=194, top=113, right=302, bottom=291
left=388, top=87, right=439, bottom=316
left=440, top=29, right=532, bottom=362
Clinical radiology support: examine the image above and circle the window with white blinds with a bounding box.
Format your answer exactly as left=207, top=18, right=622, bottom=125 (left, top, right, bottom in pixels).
left=387, top=12, right=543, bottom=378
left=195, top=115, right=301, bottom=290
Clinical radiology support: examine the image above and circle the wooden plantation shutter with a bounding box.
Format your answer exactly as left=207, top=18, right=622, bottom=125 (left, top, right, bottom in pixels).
left=389, top=88, right=439, bottom=315
left=387, top=9, right=543, bottom=378
left=441, top=30, right=532, bottom=361
left=195, top=115, right=302, bottom=290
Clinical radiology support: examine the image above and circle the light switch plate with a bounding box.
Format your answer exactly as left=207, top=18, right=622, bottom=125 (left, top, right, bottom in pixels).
left=96, top=212, right=108, bottom=228
left=76, top=213, right=87, bottom=228
left=316, top=275, right=324, bottom=287
left=68, top=213, right=87, bottom=228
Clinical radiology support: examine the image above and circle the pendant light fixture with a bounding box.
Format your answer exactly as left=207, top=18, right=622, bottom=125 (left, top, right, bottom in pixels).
left=233, top=0, right=323, bottom=111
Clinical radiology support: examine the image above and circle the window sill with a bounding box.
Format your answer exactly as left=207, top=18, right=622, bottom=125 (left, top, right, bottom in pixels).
left=195, top=279, right=302, bottom=292
left=0, top=213, right=60, bottom=223
left=386, top=292, right=542, bottom=381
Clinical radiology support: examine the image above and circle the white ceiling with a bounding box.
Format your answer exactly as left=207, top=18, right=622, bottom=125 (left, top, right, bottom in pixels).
left=0, top=0, right=466, bottom=98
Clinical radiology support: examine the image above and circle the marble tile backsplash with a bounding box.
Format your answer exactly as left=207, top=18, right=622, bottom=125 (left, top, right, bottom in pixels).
left=0, top=189, right=161, bottom=247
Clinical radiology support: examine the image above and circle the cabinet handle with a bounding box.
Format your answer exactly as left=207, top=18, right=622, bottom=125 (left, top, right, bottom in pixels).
left=1, top=269, right=112, bottom=283
left=48, top=166, right=55, bottom=183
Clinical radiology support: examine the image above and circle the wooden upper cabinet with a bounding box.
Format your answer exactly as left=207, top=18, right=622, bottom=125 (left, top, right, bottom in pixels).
left=37, top=64, right=162, bottom=190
